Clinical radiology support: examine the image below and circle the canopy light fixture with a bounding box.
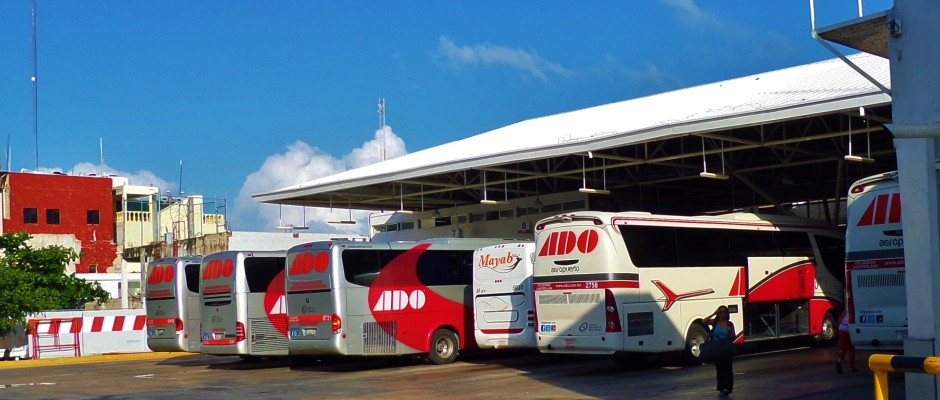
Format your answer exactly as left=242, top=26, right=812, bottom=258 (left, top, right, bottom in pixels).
left=327, top=199, right=356, bottom=224
left=699, top=137, right=730, bottom=180
left=480, top=170, right=501, bottom=204
left=277, top=204, right=310, bottom=230
left=579, top=153, right=610, bottom=194
left=845, top=107, right=875, bottom=163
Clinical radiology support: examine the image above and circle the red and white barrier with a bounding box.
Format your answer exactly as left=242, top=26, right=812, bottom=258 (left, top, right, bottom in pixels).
left=28, top=310, right=149, bottom=359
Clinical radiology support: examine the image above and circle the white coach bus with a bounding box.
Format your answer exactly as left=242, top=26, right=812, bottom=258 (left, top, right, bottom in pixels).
left=845, top=171, right=906, bottom=351
left=145, top=257, right=203, bottom=352
left=285, top=238, right=514, bottom=364
left=533, top=211, right=845, bottom=364
left=199, top=250, right=288, bottom=358
left=473, top=242, right=536, bottom=350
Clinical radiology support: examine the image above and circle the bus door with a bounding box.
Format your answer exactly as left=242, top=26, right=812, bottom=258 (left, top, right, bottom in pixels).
left=243, top=254, right=288, bottom=355
left=200, top=254, right=239, bottom=353
left=473, top=242, right=536, bottom=349
left=182, top=261, right=202, bottom=351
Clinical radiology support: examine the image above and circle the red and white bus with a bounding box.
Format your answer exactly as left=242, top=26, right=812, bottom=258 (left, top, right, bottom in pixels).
left=285, top=238, right=514, bottom=364
left=473, top=242, right=536, bottom=350
left=145, top=257, right=203, bottom=352
left=532, top=211, right=845, bottom=363
left=199, top=250, right=288, bottom=358
left=845, top=171, right=906, bottom=351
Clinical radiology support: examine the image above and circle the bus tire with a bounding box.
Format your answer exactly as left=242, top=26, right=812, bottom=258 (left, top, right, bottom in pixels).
left=427, top=329, right=459, bottom=365
left=814, top=312, right=837, bottom=344
left=683, top=323, right=710, bottom=365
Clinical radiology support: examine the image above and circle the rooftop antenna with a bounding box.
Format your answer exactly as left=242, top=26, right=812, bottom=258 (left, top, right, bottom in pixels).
left=178, top=160, right=184, bottom=196
left=5, top=134, right=10, bottom=171
left=99, top=137, right=104, bottom=176
left=378, top=97, right=387, bottom=161
left=31, top=0, right=39, bottom=170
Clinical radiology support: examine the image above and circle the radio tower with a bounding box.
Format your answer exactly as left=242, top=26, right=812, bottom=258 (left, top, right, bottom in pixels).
left=378, top=97, right=386, bottom=161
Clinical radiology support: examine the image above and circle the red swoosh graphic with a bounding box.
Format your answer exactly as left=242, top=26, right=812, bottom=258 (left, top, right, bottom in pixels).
left=652, top=280, right=714, bottom=311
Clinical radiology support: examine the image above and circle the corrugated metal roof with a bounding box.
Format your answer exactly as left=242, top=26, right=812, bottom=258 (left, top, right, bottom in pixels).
left=255, top=53, right=890, bottom=205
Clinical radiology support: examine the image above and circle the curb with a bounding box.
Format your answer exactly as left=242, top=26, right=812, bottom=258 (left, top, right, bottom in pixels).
left=0, top=352, right=186, bottom=369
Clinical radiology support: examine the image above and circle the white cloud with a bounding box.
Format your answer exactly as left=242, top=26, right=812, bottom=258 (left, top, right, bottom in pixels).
left=40, top=162, right=175, bottom=193
left=660, top=0, right=731, bottom=33
left=600, top=56, right=684, bottom=89
left=232, top=125, right=408, bottom=234
left=435, top=36, right=572, bottom=82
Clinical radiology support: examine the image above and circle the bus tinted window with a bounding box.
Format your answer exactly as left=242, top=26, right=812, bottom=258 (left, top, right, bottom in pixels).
left=417, top=250, right=473, bottom=286
left=727, top=229, right=778, bottom=258
left=622, top=225, right=818, bottom=268
left=184, top=263, right=200, bottom=293
left=342, top=250, right=405, bottom=287
left=619, top=225, right=677, bottom=268
left=675, top=228, right=732, bottom=267
left=244, top=257, right=286, bottom=293
left=813, top=235, right=846, bottom=284
left=774, top=231, right=814, bottom=257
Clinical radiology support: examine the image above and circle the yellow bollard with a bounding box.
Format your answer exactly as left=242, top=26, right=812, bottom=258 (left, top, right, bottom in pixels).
left=869, top=354, right=895, bottom=400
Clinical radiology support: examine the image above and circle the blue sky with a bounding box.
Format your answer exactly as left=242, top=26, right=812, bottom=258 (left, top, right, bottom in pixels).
left=0, top=0, right=892, bottom=234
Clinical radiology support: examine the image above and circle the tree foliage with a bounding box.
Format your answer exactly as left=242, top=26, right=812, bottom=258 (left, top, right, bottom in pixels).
left=0, top=231, right=110, bottom=332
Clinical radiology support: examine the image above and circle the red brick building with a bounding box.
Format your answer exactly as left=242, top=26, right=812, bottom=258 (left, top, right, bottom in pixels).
left=1, top=172, right=118, bottom=273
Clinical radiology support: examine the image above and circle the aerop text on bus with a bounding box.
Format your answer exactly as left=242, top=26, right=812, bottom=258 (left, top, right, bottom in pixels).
left=533, top=211, right=845, bottom=364
left=285, top=238, right=514, bottom=364
left=145, top=257, right=203, bottom=352
left=845, top=171, right=906, bottom=351
left=200, top=250, right=288, bottom=358
left=473, top=242, right=537, bottom=350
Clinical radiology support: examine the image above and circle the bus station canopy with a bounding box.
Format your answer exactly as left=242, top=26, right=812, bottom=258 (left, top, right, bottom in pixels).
left=253, top=53, right=893, bottom=219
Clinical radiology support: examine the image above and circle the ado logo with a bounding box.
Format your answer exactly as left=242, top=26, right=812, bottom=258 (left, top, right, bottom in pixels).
left=372, top=290, right=426, bottom=311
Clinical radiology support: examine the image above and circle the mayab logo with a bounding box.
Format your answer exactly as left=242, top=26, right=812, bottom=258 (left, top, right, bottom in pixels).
left=478, top=251, right=523, bottom=273
left=372, top=290, right=427, bottom=311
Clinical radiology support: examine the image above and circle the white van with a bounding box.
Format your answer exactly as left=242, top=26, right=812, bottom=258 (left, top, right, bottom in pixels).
left=845, top=171, right=906, bottom=351
left=473, top=242, right=537, bottom=349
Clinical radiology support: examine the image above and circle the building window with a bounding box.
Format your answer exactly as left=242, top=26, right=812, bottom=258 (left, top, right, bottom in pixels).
left=46, top=209, right=60, bottom=224
left=24, top=208, right=38, bottom=223
left=87, top=265, right=97, bottom=273
left=87, top=210, right=100, bottom=224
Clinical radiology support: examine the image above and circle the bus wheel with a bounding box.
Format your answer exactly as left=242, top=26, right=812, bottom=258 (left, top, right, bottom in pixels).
left=427, top=329, right=459, bottom=365
left=683, top=324, right=709, bottom=365
left=814, top=312, right=837, bottom=344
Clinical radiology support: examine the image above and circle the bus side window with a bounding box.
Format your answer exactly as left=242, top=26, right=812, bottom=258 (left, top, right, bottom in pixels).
left=618, top=225, right=678, bottom=268
left=728, top=230, right=777, bottom=258
left=812, top=235, right=846, bottom=284
left=343, top=250, right=394, bottom=287
left=244, top=257, right=286, bottom=293
left=773, top=232, right=814, bottom=258
left=184, top=263, right=200, bottom=293
left=417, top=251, right=471, bottom=286
left=675, top=228, right=732, bottom=267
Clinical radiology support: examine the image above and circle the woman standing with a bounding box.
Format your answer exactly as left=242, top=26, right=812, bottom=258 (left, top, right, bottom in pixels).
left=704, top=305, right=736, bottom=396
